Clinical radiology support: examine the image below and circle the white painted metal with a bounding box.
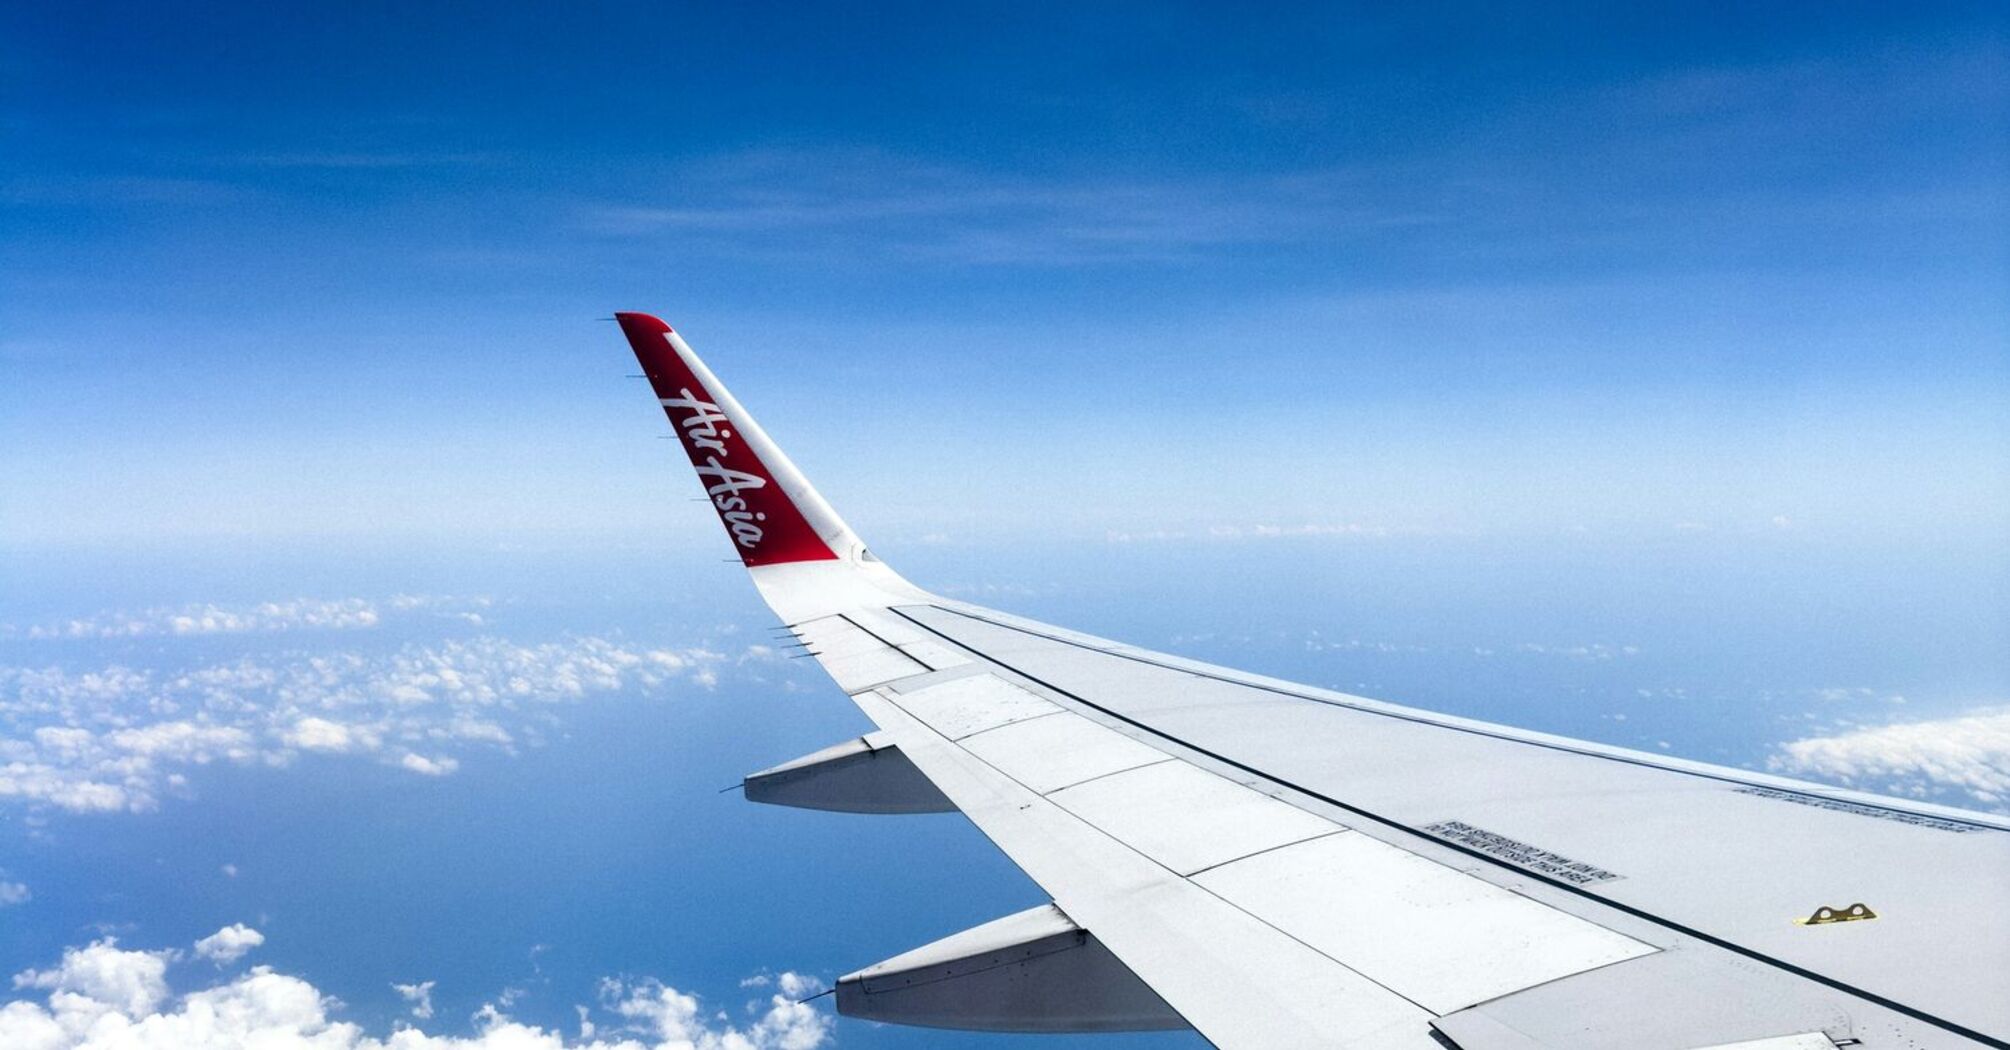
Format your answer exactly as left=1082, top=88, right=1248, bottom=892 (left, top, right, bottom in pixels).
left=898, top=605, right=2010, bottom=1044
left=892, top=674, right=1060, bottom=740
left=883, top=662, right=988, bottom=694
left=834, top=607, right=934, bottom=647
left=1430, top=947, right=1869, bottom=1050
left=835, top=903, right=1186, bottom=1033
left=1693, top=1036, right=1840, bottom=1050
left=1192, top=830, right=1658, bottom=1014
left=789, top=616, right=928, bottom=691
left=742, top=732, right=954, bottom=814
left=893, top=637, right=972, bottom=671
left=1047, top=759, right=1341, bottom=876
left=850, top=902, right=1081, bottom=972
left=817, top=647, right=926, bottom=692
left=745, top=733, right=873, bottom=778
left=788, top=616, right=881, bottom=658
left=959, top=712, right=1171, bottom=794
left=819, top=609, right=972, bottom=670
left=852, top=688, right=1440, bottom=1050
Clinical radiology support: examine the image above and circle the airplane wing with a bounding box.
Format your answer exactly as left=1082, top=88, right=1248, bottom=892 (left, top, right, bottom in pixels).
left=613, top=312, right=2009, bottom=1050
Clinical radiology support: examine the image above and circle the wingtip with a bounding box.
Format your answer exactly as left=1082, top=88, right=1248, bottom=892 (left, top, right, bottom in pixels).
left=614, top=311, right=674, bottom=334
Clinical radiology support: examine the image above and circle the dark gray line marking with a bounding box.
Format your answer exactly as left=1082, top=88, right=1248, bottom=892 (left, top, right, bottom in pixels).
left=1039, top=756, right=1180, bottom=796
left=917, top=606, right=2001, bottom=833
left=1180, top=828, right=1352, bottom=880
left=949, top=708, right=1068, bottom=743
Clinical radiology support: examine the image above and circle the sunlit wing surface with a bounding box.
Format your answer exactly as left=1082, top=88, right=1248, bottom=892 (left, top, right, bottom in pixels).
left=614, top=312, right=2010, bottom=1050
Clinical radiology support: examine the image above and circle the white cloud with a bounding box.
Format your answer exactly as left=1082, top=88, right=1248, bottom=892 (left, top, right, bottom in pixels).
left=1514, top=642, right=1640, bottom=662
left=0, top=631, right=760, bottom=815
left=285, top=717, right=361, bottom=753
left=1214, top=523, right=1394, bottom=539
left=193, top=924, right=265, bottom=966
left=12, top=937, right=171, bottom=1018
left=2, top=596, right=496, bottom=641
left=400, top=753, right=460, bottom=776
left=0, top=932, right=833, bottom=1050
left=602, top=975, right=831, bottom=1050
left=1769, top=706, right=2010, bottom=808
left=392, top=979, right=435, bottom=1019
left=105, top=723, right=257, bottom=761
left=1808, top=686, right=1908, bottom=706
left=774, top=973, right=823, bottom=1001
left=734, top=972, right=823, bottom=999
left=0, top=881, right=28, bottom=907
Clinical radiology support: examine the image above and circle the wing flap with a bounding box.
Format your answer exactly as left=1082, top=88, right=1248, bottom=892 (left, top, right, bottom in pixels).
left=895, top=674, right=1062, bottom=740
left=1429, top=947, right=1860, bottom=1050
left=1046, top=759, right=1341, bottom=876
left=1192, top=831, right=1657, bottom=1014
left=958, top=711, right=1171, bottom=794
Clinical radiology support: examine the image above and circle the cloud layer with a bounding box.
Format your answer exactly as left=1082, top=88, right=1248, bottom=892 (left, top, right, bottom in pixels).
left=1, top=928, right=832, bottom=1050
left=3, top=596, right=489, bottom=641
left=1770, top=706, right=2010, bottom=808
left=1, top=620, right=770, bottom=814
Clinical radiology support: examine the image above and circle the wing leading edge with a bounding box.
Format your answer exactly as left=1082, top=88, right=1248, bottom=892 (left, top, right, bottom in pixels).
left=612, top=314, right=2010, bottom=1050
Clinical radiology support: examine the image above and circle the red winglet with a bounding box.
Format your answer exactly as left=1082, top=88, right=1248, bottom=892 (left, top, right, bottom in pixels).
left=616, top=313, right=840, bottom=566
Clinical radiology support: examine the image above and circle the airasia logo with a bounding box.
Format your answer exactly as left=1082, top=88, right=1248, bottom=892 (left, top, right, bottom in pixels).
left=660, top=389, right=769, bottom=549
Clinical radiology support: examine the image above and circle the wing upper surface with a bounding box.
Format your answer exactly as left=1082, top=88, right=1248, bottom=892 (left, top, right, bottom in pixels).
left=791, top=598, right=2007, bottom=1049
left=614, top=314, right=2009, bottom=1050
left=889, top=601, right=2010, bottom=1044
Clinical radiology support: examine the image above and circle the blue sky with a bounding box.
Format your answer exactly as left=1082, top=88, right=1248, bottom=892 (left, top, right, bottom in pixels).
left=1, top=3, right=2006, bottom=1048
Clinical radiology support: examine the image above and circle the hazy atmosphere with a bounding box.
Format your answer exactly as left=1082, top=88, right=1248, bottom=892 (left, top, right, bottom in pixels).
left=3, top=3, right=2005, bottom=1048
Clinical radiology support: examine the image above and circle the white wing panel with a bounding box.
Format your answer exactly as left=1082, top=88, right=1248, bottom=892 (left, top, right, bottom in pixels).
left=1049, top=760, right=1341, bottom=876
left=851, top=687, right=1439, bottom=1050
left=791, top=615, right=885, bottom=658
left=895, top=638, right=973, bottom=671
left=836, top=608, right=933, bottom=646
left=836, top=609, right=971, bottom=670
left=1193, top=831, right=1658, bottom=1014
left=959, top=712, right=1172, bottom=794
left=893, top=674, right=1061, bottom=740
left=791, top=615, right=930, bottom=691
left=1700, top=1037, right=1841, bottom=1050
left=896, top=604, right=2010, bottom=1043
left=819, top=648, right=928, bottom=692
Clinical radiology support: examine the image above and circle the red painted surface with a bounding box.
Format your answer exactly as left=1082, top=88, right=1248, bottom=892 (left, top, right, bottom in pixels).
left=616, top=313, right=839, bottom=566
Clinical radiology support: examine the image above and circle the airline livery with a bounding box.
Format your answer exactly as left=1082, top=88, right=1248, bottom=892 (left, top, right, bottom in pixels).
left=614, top=312, right=2008, bottom=1050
